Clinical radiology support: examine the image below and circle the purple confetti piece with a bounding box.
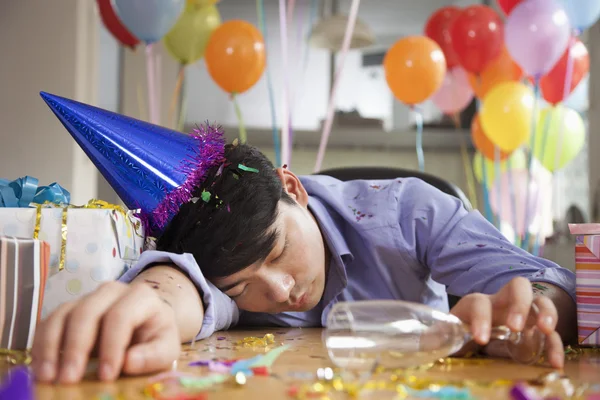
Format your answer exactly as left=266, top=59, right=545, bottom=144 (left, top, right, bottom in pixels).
left=188, top=360, right=211, bottom=367
left=476, top=244, right=487, bottom=248
left=217, top=336, right=226, bottom=340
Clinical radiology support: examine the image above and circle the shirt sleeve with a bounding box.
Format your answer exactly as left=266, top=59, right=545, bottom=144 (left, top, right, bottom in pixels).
left=118, top=250, right=239, bottom=340
left=395, top=178, right=576, bottom=302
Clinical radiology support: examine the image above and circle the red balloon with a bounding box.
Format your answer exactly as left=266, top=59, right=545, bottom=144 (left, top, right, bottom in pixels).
left=497, top=0, right=524, bottom=15
left=541, top=38, right=589, bottom=105
left=96, top=0, right=139, bottom=49
left=450, top=5, right=504, bottom=74
left=425, top=6, right=461, bottom=69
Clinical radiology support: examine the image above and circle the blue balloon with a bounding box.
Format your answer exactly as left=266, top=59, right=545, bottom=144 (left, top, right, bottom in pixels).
left=557, top=0, right=600, bottom=31
left=112, top=0, right=185, bottom=43
left=564, top=74, right=589, bottom=112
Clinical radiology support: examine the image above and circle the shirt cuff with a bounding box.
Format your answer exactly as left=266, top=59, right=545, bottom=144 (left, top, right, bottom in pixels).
left=119, top=250, right=239, bottom=340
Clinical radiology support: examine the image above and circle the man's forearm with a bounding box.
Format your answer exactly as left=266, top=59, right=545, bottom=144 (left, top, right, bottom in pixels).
left=131, top=265, right=204, bottom=343
left=532, top=282, right=577, bottom=344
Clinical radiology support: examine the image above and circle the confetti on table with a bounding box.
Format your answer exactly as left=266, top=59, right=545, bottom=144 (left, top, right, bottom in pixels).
left=179, top=374, right=229, bottom=390
left=236, top=333, right=276, bottom=347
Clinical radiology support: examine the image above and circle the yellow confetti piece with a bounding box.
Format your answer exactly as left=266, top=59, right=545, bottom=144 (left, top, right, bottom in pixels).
left=235, top=333, right=276, bottom=347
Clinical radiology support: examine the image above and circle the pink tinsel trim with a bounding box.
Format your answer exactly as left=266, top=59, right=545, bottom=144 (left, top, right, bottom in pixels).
left=142, top=123, right=226, bottom=235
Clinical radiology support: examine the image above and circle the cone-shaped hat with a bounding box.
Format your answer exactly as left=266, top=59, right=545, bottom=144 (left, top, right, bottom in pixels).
left=40, top=91, right=225, bottom=234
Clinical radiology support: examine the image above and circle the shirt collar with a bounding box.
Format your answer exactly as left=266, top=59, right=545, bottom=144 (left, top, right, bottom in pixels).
left=308, top=196, right=353, bottom=305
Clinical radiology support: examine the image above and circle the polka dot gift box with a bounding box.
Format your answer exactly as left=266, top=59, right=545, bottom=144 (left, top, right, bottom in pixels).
left=0, top=204, right=144, bottom=318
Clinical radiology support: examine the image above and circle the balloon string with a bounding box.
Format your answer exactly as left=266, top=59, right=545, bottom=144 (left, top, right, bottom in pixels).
left=413, top=107, right=425, bottom=172
left=169, top=65, right=185, bottom=129
left=279, top=0, right=291, bottom=167
left=232, top=94, right=248, bottom=144
left=257, top=0, right=282, bottom=166
left=481, top=156, right=494, bottom=224
left=529, top=113, right=552, bottom=256
left=475, top=91, right=493, bottom=223
left=136, top=78, right=148, bottom=122
left=522, top=77, right=541, bottom=252
left=506, top=158, right=520, bottom=247
left=156, top=51, right=162, bottom=124
left=454, top=114, right=478, bottom=210
left=178, top=91, right=187, bottom=132
left=550, top=37, right=577, bottom=225
left=494, top=145, right=502, bottom=229
left=145, top=44, right=159, bottom=124
left=313, top=0, right=362, bottom=173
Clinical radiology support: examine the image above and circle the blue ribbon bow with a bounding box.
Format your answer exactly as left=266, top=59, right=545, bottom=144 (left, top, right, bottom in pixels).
left=0, top=176, right=70, bottom=207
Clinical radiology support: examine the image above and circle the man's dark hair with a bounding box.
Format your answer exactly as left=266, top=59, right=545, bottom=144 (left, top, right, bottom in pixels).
left=156, top=143, right=295, bottom=278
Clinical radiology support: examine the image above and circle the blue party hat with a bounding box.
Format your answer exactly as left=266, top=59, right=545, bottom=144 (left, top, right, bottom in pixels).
left=40, top=92, right=225, bottom=234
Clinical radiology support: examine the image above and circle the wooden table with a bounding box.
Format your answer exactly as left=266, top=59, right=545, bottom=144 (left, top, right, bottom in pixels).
left=3, top=328, right=600, bottom=399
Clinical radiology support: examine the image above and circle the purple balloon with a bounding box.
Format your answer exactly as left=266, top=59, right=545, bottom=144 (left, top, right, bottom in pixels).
left=505, top=0, right=571, bottom=78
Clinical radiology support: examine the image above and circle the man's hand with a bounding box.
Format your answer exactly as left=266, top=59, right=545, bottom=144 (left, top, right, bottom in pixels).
left=31, top=281, right=181, bottom=384
left=450, top=277, right=565, bottom=368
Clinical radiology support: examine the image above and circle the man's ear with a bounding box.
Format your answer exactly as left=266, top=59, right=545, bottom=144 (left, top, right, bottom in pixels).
left=275, top=167, right=309, bottom=207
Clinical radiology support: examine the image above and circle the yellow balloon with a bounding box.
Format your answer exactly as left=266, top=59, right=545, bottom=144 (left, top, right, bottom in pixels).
left=532, top=106, right=585, bottom=172
left=189, top=0, right=220, bottom=6
left=480, top=82, right=535, bottom=152
left=164, top=4, right=221, bottom=65
left=473, top=148, right=527, bottom=186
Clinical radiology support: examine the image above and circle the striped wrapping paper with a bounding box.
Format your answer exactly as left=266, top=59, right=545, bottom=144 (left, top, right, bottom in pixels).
left=569, top=224, right=600, bottom=346
left=0, top=236, right=49, bottom=350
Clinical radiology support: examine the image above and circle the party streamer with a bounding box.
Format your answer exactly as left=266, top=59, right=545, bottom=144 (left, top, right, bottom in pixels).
left=145, top=44, right=160, bottom=124
left=454, top=113, right=478, bottom=210
left=413, top=108, right=425, bottom=172
left=313, top=0, right=362, bottom=172
left=257, top=0, right=282, bottom=166
left=279, top=0, right=291, bottom=166
left=522, top=78, right=541, bottom=252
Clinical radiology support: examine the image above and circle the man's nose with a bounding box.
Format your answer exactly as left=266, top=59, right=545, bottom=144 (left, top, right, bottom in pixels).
left=263, top=272, right=295, bottom=303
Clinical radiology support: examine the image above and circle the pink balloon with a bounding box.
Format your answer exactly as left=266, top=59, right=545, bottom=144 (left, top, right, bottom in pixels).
left=431, top=67, right=474, bottom=114
left=505, top=0, right=571, bottom=77
left=489, top=169, right=550, bottom=237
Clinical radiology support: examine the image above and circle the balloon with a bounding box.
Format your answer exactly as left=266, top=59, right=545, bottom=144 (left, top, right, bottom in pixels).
left=424, top=6, right=461, bottom=69
left=164, top=3, right=221, bottom=64
left=505, top=0, right=571, bottom=77
left=532, top=106, right=585, bottom=171
left=450, top=5, right=504, bottom=74
left=480, top=82, right=535, bottom=152
left=564, top=74, right=589, bottom=112
left=489, top=169, right=550, bottom=237
left=540, top=38, right=589, bottom=105
left=96, top=0, right=139, bottom=48
left=497, top=0, right=524, bottom=15
left=384, top=36, right=446, bottom=105
left=471, top=114, right=510, bottom=161
left=431, top=67, right=473, bottom=114
left=467, top=46, right=523, bottom=99
left=473, top=149, right=527, bottom=186
left=205, top=20, right=266, bottom=94
left=557, top=0, right=600, bottom=31
left=113, top=0, right=185, bottom=43
left=191, top=0, right=220, bottom=5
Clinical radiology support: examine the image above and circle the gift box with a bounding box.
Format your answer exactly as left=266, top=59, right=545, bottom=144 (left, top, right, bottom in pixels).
left=0, top=236, right=50, bottom=350
left=568, top=224, right=600, bottom=346
left=0, top=177, right=145, bottom=318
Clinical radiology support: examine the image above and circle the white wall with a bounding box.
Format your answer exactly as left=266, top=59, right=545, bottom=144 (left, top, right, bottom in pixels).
left=0, top=0, right=98, bottom=204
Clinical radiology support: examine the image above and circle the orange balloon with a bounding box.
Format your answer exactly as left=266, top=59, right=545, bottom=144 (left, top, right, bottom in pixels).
left=468, top=47, right=523, bottom=99
left=471, top=114, right=510, bottom=161
left=205, top=20, right=266, bottom=94
left=384, top=36, right=446, bottom=105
